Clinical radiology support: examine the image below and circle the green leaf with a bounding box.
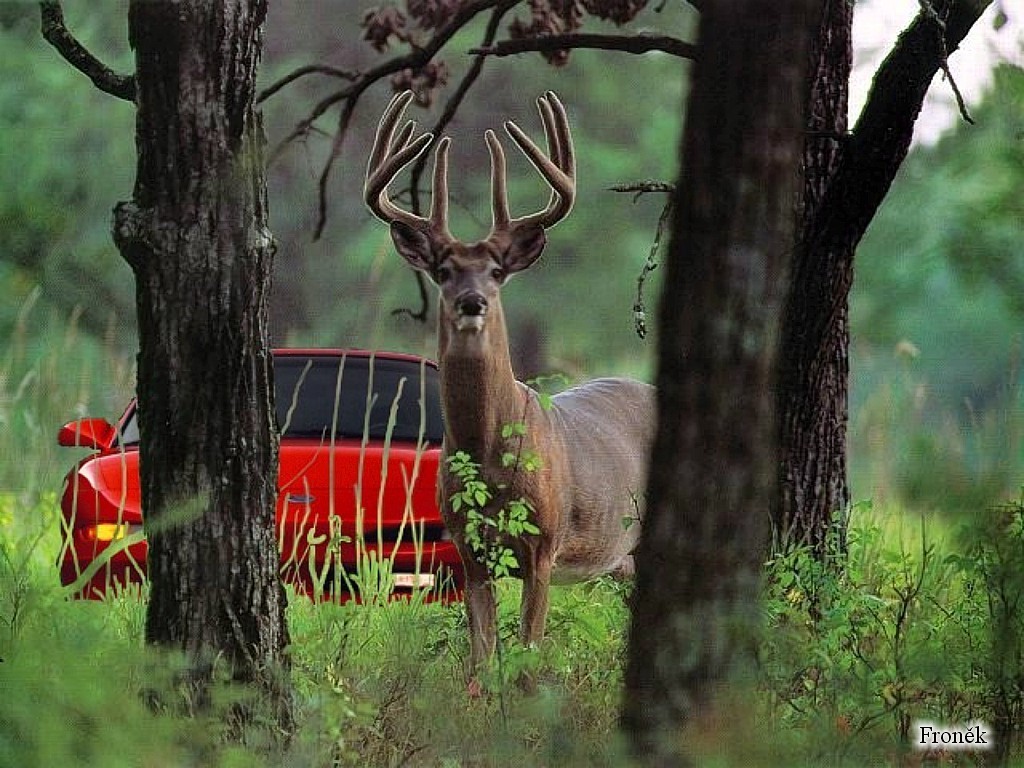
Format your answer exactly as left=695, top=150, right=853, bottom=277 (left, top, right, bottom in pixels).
left=501, top=421, right=527, bottom=439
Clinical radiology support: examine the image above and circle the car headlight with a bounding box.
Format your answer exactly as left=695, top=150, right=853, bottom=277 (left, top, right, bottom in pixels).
left=84, top=523, right=139, bottom=542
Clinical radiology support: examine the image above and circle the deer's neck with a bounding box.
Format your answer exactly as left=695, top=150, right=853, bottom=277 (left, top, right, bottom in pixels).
left=438, top=303, right=524, bottom=458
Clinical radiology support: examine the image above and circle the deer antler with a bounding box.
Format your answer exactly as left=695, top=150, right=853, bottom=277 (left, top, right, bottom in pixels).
left=485, top=91, right=576, bottom=235
left=364, top=90, right=452, bottom=238
left=365, top=90, right=575, bottom=241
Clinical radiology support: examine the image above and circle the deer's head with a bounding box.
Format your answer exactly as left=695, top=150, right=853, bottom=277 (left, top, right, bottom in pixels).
left=364, top=91, right=575, bottom=341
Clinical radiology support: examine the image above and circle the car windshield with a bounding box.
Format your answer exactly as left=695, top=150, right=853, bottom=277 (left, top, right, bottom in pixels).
left=117, top=353, right=444, bottom=447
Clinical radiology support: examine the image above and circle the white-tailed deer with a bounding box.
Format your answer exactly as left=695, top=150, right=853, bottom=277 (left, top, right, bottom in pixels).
left=365, top=90, right=654, bottom=679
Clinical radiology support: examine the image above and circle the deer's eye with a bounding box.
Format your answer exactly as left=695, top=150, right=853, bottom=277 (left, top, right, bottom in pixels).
left=434, top=265, right=452, bottom=283
left=491, top=267, right=506, bottom=282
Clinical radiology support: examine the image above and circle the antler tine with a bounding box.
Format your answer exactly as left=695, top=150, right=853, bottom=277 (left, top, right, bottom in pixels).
left=429, top=136, right=452, bottom=233
left=364, top=90, right=451, bottom=237
left=366, top=91, right=412, bottom=180
left=485, top=129, right=511, bottom=230
left=493, top=91, right=576, bottom=233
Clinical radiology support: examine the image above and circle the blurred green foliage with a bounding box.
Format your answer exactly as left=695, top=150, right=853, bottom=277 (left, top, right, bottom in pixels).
left=0, top=2, right=1020, bottom=510
left=850, top=63, right=1024, bottom=508
left=0, top=3, right=134, bottom=344
left=761, top=497, right=1024, bottom=764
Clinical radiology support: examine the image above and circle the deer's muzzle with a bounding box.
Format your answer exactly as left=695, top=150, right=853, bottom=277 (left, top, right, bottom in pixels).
left=453, top=292, right=488, bottom=333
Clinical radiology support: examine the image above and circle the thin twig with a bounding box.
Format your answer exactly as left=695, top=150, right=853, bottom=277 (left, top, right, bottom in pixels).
left=470, top=32, right=698, bottom=61
left=611, top=182, right=675, bottom=339
left=39, top=0, right=135, bottom=101
left=409, top=0, right=518, bottom=216
left=391, top=271, right=433, bottom=324
left=918, top=0, right=975, bottom=124
left=610, top=180, right=675, bottom=203
left=267, top=0, right=507, bottom=166
left=314, top=97, right=359, bottom=239
left=257, top=64, right=358, bottom=104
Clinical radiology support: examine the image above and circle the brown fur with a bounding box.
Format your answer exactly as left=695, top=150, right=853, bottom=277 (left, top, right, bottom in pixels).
left=425, top=240, right=655, bottom=673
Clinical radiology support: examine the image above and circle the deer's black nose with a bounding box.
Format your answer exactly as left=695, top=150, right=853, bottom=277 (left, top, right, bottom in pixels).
left=456, top=292, right=488, bottom=317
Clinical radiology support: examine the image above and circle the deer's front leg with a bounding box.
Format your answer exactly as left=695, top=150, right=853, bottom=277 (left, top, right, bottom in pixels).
left=519, top=545, right=553, bottom=646
left=464, top=568, right=496, bottom=675
left=515, top=545, right=552, bottom=692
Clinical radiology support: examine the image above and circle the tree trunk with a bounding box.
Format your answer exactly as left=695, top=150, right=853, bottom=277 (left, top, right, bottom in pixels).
left=112, top=0, right=289, bottom=717
left=773, top=0, right=992, bottom=557
left=775, top=0, right=852, bottom=557
left=620, top=1, right=818, bottom=762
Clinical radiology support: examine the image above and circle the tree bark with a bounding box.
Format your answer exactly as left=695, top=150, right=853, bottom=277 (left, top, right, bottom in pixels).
left=775, top=0, right=853, bottom=556
left=621, top=1, right=818, bottom=762
left=773, top=0, right=992, bottom=556
left=112, top=0, right=290, bottom=718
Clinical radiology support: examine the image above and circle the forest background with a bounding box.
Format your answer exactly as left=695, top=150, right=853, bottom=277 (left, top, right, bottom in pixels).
left=4, top=0, right=1021, bottom=513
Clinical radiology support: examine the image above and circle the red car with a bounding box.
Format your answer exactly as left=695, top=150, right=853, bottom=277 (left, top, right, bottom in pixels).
left=57, top=349, right=463, bottom=601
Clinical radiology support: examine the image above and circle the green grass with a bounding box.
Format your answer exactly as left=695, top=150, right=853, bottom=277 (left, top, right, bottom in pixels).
left=3, top=311, right=1024, bottom=766
left=7, top=493, right=1024, bottom=766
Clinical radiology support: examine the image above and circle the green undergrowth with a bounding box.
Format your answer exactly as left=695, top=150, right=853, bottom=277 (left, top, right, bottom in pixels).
left=759, top=498, right=1024, bottom=766
left=4, top=492, right=1024, bottom=766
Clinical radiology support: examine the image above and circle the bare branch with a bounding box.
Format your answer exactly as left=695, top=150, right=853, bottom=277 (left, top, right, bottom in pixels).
left=610, top=180, right=675, bottom=203
left=257, top=64, right=358, bottom=104
left=39, top=1, right=135, bottom=102
left=267, top=0, right=508, bottom=166
left=918, top=0, right=975, bottom=124
left=409, top=0, right=518, bottom=215
left=391, top=270, right=432, bottom=323
left=796, top=0, right=991, bottom=361
left=469, top=32, right=698, bottom=60
left=313, top=97, right=359, bottom=240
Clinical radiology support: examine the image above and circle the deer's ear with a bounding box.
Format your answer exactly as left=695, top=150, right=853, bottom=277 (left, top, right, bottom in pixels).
left=390, top=221, right=436, bottom=273
left=502, top=224, right=547, bottom=275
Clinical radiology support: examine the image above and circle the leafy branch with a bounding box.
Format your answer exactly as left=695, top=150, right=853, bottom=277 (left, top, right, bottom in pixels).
left=446, top=449, right=540, bottom=581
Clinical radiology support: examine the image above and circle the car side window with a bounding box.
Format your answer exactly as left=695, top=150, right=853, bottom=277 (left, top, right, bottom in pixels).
left=117, top=407, right=140, bottom=447
left=275, top=355, right=444, bottom=444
